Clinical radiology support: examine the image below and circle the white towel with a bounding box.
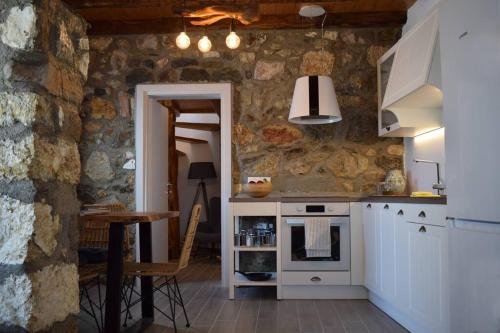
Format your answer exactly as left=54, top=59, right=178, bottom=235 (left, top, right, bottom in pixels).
left=304, top=218, right=331, bottom=257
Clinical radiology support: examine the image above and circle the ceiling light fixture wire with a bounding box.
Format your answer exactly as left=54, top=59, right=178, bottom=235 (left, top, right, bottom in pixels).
left=321, top=12, right=327, bottom=53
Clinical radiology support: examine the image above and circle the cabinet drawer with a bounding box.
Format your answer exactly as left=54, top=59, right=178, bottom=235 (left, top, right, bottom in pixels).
left=232, top=202, right=277, bottom=216
left=401, top=204, right=446, bottom=227
left=282, top=271, right=350, bottom=286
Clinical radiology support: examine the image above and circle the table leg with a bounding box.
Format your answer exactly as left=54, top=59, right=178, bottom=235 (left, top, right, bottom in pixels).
left=104, top=223, right=124, bottom=333
left=139, top=222, right=154, bottom=320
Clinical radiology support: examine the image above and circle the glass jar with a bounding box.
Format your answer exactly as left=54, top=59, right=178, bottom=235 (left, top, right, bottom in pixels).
left=385, top=169, right=406, bottom=194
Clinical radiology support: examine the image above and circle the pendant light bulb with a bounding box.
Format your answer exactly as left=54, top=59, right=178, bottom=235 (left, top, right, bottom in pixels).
left=176, top=31, right=190, bottom=49
left=198, top=35, right=212, bottom=53
left=225, top=31, right=240, bottom=49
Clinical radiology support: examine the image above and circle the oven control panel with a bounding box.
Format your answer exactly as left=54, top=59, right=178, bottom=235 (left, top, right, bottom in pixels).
left=281, top=203, right=350, bottom=216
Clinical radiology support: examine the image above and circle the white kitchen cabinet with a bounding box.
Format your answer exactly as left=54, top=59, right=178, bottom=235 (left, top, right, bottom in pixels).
left=395, top=206, right=410, bottom=311
left=364, top=202, right=448, bottom=333
left=362, top=202, right=379, bottom=293
left=378, top=203, right=398, bottom=303
left=407, top=221, right=448, bottom=332
left=377, top=8, right=443, bottom=137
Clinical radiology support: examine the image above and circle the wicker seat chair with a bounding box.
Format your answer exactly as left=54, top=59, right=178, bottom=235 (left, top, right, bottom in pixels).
left=122, top=204, right=202, bottom=333
left=78, top=202, right=132, bottom=332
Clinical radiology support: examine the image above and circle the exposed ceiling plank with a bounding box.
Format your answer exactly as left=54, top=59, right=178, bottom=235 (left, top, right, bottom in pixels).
left=85, top=12, right=407, bottom=35
left=175, top=122, right=220, bottom=131
left=175, top=136, right=209, bottom=144
left=63, top=0, right=415, bottom=35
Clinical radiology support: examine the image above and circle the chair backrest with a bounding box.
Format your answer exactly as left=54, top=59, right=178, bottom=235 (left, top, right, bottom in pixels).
left=178, top=204, right=202, bottom=271
left=79, top=202, right=133, bottom=260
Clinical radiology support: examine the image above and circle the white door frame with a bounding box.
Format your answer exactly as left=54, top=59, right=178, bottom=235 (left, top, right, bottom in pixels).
left=135, top=83, right=232, bottom=287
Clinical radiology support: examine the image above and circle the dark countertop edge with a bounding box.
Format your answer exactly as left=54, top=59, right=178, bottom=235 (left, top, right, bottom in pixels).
left=229, top=197, right=281, bottom=202
left=230, top=196, right=447, bottom=205
left=360, top=196, right=447, bottom=205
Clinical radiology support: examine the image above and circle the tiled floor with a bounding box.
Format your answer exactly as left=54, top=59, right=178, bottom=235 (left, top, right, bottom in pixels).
left=79, top=258, right=407, bottom=333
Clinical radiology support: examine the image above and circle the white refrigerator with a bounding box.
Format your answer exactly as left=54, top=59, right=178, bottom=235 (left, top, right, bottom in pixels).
left=440, top=0, right=500, bottom=331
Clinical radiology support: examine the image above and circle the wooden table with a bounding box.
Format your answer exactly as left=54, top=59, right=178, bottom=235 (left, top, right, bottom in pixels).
left=81, top=211, right=179, bottom=333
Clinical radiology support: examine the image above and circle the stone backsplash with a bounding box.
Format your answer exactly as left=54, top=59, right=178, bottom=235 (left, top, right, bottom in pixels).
left=81, top=28, right=404, bottom=207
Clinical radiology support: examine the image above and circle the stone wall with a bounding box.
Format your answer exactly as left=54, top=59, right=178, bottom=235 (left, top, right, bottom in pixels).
left=81, top=27, right=404, bottom=206
left=0, top=0, right=88, bottom=331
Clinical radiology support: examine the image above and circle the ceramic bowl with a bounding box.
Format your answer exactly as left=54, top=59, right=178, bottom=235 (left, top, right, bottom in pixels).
left=243, top=182, right=272, bottom=198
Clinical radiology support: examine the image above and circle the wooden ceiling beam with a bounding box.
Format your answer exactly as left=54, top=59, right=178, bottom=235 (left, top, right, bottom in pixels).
left=64, top=0, right=414, bottom=35
left=85, top=12, right=407, bottom=35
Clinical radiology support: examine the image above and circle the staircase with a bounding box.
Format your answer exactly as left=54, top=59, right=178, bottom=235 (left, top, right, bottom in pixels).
left=159, top=99, right=220, bottom=148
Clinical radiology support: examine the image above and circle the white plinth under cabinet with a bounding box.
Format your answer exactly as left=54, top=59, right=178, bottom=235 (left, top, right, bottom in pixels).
left=229, top=202, right=281, bottom=299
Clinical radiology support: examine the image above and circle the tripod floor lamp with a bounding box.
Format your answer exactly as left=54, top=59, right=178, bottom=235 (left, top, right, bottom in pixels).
left=188, top=162, right=217, bottom=221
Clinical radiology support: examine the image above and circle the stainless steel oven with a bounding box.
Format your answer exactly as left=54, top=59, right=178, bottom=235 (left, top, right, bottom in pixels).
left=281, top=202, right=350, bottom=271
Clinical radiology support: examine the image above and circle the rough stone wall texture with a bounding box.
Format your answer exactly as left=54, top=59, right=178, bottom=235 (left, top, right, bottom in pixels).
left=0, top=0, right=87, bottom=331
left=80, top=28, right=404, bottom=207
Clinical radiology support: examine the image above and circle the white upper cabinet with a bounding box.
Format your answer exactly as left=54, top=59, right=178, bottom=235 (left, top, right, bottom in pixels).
left=377, top=8, right=443, bottom=137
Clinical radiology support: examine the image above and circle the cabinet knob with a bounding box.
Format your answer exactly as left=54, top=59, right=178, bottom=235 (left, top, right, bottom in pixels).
left=310, top=276, right=322, bottom=282
left=367, top=203, right=372, bottom=208
left=397, top=209, right=404, bottom=216
left=418, top=211, right=426, bottom=218
left=384, top=204, right=389, bottom=210
left=419, top=226, right=427, bottom=233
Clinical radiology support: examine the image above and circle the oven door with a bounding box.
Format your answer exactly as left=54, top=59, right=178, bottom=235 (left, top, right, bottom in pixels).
left=282, top=216, right=350, bottom=271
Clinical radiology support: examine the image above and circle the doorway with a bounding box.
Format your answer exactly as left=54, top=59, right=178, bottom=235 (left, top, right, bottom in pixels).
left=135, top=83, right=232, bottom=287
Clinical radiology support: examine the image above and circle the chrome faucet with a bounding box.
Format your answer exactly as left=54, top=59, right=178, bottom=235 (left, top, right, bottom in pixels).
left=413, top=159, right=446, bottom=195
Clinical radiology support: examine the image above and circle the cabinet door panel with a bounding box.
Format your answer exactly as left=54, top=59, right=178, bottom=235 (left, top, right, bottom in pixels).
left=395, top=205, right=410, bottom=312
left=363, top=203, right=379, bottom=292
left=378, top=204, right=397, bottom=301
left=408, top=222, right=447, bottom=329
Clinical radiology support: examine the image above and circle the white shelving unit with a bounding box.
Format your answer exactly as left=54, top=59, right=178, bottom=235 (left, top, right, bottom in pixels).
left=229, top=202, right=281, bottom=299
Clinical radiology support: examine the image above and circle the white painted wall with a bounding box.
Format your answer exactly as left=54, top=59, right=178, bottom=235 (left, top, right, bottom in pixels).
left=404, top=128, right=445, bottom=193
left=403, top=0, right=446, bottom=194
left=175, top=112, right=221, bottom=234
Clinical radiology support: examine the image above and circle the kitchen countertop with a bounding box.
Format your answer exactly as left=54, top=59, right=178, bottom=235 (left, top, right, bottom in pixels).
left=230, top=192, right=447, bottom=205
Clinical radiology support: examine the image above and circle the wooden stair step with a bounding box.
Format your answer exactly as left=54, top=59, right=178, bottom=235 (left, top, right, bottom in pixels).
left=175, top=136, right=208, bottom=144
left=174, top=122, right=220, bottom=131
left=177, top=108, right=217, bottom=114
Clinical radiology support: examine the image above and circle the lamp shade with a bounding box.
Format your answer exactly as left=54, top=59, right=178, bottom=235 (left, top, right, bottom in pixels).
left=188, top=162, right=217, bottom=180
left=288, top=75, right=342, bottom=125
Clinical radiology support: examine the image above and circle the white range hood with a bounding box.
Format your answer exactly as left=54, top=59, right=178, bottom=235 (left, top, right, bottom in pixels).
left=378, top=9, right=443, bottom=137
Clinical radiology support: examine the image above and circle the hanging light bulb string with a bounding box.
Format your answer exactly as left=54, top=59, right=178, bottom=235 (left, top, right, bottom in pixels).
left=226, top=19, right=241, bottom=49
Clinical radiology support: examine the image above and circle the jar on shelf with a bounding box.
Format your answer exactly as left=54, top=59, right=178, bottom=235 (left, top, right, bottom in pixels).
left=246, top=230, right=255, bottom=247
